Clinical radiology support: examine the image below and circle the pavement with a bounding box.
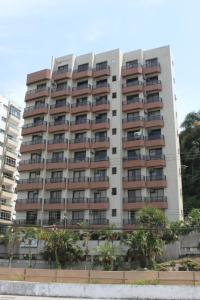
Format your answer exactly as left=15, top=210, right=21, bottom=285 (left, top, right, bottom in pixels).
left=0, top=297, right=85, bottom=300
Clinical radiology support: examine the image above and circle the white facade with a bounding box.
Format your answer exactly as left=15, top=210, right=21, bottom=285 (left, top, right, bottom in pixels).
left=16, top=46, right=183, bottom=228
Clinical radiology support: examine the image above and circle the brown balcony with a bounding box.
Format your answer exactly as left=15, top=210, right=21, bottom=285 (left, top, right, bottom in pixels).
left=14, top=219, right=41, bottom=226
left=122, top=136, right=145, bottom=149
left=49, top=103, right=70, bottom=115
left=122, top=81, right=143, bottom=94
left=145, top=135, right=165, bottom=147
left=92, top=83, right=110, bottom=95
left=144, top=97, right=163, bottom=110
left=90, top=157, right=110, bottom=169
left=46, top=158, right=67, bottom=170
left=89, top=176, right=109, bottom=189
left=47, top=138, right=68, bottom=151
left=71, top=102, right=91, bottom=114
left=144, top=80, right=162, bottom=93
left=48, top=120, right=69, bottom=133
left=22, top=121, right=47, bottom=135
left=145, top=115, right=164, bottom=128
left=123, top=156, right=146, bottom=168
left=45, top=178, right=67, bottom=190
left=0, top=200, right=12, bottom=212
left=43, top=198, right=65, bottom=211
left=72, top=68, right=92, bottom=80
left=26, top=69, right=51, bottom=85
left=16, top=198, right=42, bottom=211
left=143, top=62, right=161, bottom=75
left=25, top=87, right=50, bottom=101
left=51, top=86, right=71, bottom=98
left=89, top=198, right=109, bottom=210
left=89, top=218, right=109, bottom=227
left=23, top=104, right=48, bottom=118
left=122, top=116, right=144, bottom=130
left=52, top=68, right=72, bottom=81
left=70, top=119, right=91, bottom=132
left=72, top=84, right=92, bottom=97
left=91, top=99, right=110, bottom=113
left=91, top=137, right=110, bottom=149
left=144, top=196, right=168, bottom=209
left=93, top=66, right=110, bottom=78
left=67, top=177, right=89, bottom=189
left=123, top=176, right=146, bottom=189
left=68, top=158, right=90, bottom=170
left=146, top=175, right=167, bottom=188
left=17, top=178, right=43, bottom=191
left=123, top=197, right=145, bottom=210
left=145, top=154, right=166, bottom=168
left=19, top=159, right=44, bottom=172
left=121, top=63, right=142, bottom=77
left=69, top=138, right=90, bottom=150
left=122, top=98, right=144, bottom=112
left=91, top=118, right=110, bottom=130
left=66, top=198, right=88, bottom=210
left=20, top=139, right=46, bottom=153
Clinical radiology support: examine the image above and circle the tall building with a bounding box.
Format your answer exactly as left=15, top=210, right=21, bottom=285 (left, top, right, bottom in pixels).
left=0, top=96, right=21, bottom=226
left=16, top=46, right=183, bottom=229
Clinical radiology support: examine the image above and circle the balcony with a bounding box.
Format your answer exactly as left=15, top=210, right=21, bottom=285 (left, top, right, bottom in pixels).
left=145, top=135, right=165, bottom=147
left=2, top=175, right=15, bottom=186
left=145, top=115, right=164, bottom=128
left=23, top=103, right=48, bottom=118
left=14, top=219, right=41, bottom=226
left=122, top=98, right=144, bottom=112
left=144, top=97, right=163, bottom=110
left=90, top=157, right=110, bottom=169
left=4, top=160, right=16, bottom=173
left=26, top=69, right=51, bottom=85
left=123, top=197, right=144, bottom=210
left=66, top=198, right=88, bottom=210
left=91, top=137, right=110, bottom=149
left=91, top=118, right=110, bottom=130
left=42, top=219, right=63, bottom=226
left=144, top=80, right=162, bottom=93
left=92, top=83, right=110, bottom=95
left=93, top=66, right=110, bottom=78
left=92, top=99, right=110, bottom=113
left=51, top=86, right=71, bottom=98
left=25, top=87, right=50, bottom=101
left=145, top=154, right=166, bottom=168
left=52, top=68, right=72, bottom=81
left=69, top=137, right=90, bottom=150
left=46, top=158, right=67, bottom=170
left=47, top=138, right=68, bottom=151
left=7, top=123, right=20, bottom=137
left=6, top=137, right=18, bottom=149
left=49, top=103, right=70, bottom=115
left=123, top=219, right=137, bottom=230
left=43, top=198, right=65, bottom=211
left=1, top=189, right=14, bottom=199
left=89, top=197, right=109, bottom=210
left=122, top=136, right=145, bottom=149
left=89, top=218, right=109, bottom=227
left=16, top=198, right=42, bottom=211
left=17, top=178, right=43, bottom=191
left=121, top=63, right=142, bottom=77
left=22, top=121, right=47, bottom=135
left=67, top=177, right=89, bottom=189
left=89, top=176, right=109, bottom=189
left=144, top=196, right=168, bottom=209
left=143, top=62, right=161, bottom=75
left=71, top=102, right=91, bottom=114
left=72, top=68, right=92, bottom=80
left=0, top=200, right=12, bottom=212
left=123, top=176, right=146, bottom=189
left=19, top=158, right=44, bottom=172
left=20, top=139, right=46, bottom=153
left=48, top=120, right=69, bottom=133
left=123, top=155, right=146, bottom=168
left=122, top=116, right=144, bottom=130
left=146, top=175, right=167, bottom=188
left=72, top=84, right=92, bottom=97
left=122, top=81, right=143, bottom=94
left=45, top=177, right=66, bottom=190
left=70, top=119, right=91, bottom=132
left=68, top=158, right=90, bottom=170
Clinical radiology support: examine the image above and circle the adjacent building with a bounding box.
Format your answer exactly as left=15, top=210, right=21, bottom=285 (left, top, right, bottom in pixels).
left=0, top=96, right=21, bottom=227
left=16, top=46, right=183, bottom=229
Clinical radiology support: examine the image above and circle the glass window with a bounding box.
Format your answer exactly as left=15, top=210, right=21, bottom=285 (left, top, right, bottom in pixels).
left=9, top=105, right=21, bottom=119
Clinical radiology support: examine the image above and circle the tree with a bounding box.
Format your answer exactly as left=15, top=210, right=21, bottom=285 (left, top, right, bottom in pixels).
left=181, top=111, right=200, bottom=130
left=95, top=242, right=118, bottom=271
left=20, top=227, right=39, bottom=268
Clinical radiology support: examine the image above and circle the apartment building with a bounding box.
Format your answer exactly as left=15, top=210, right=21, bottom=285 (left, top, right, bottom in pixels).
left=0, top=96, right=21, bottom=226
left=16, top=46, right=183, bottom=229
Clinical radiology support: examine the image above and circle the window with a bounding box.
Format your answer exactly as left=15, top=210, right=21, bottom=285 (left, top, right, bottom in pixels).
left=51, top=171, right=63, bottom=179
left=112, top=110, right=117, bottom=116
left=126, top=60, right=138, bottom=68
left=28, top=190, right=39, bottom=200
left=33, top=116, right=44, bottom=125
left=95, top=131, right=107, bottom=141
left=112, top=188, right=117, bottom=195
left=149, top=188, right=164, bottom=199
left=52, top=151, right=64, bottom=161
left=0, top=211, right=11, bottom=221
left=77, top=63, right=89, bottom=72
left=96, top=61, right=107, bottom=70
left=112, top=147, right=117, bottom=154
left=127, top=94, right=139, bottom=104
left=54, top=133, right=64, bottom=141
left=91, top=210, right=106, bottom=220
left=58, top=64, right=68, bottom=71
left=55, top=98, right=66, bottom=107
left=128, top=149, right=140, bottom=159
left=145, top=58, right=158, bottom=67
left=73, top=190, right=85, bottom=200
left=36, top=83, right=46, bottom=91
left=74, top=151, right=86, bottom=161
left=9, top=105, right=21, bottom=119
left=31, top=153, right=41, bottom=161
left=112, top=92, right=117, bottom=98
left=77, top=80, right=88, bottom=88
left=128, top=189, right=141, bottom=199
left=50, top=190, right=62, bottom=200
left=112, top=209, right=117, bottom=217
left=75, top=132, right=86, bottom=141
left=149, top=148, right=162, bottom=158
left=76, top=97, right=87, bottom=105
left=93, top=190, right=106, bottom=200
left=112, top=75, right=116, bottom=81
left=96, top=79, right=107, bottom=87
left=29, top=171, right=40, bottom=179
left=126, top=77, right=138, bottom=86
left=112, top=167, right=117, bottom=175
left=26, top=211, right=37, bottom=222
left=75, top=114, right=87, bottom=123
left=32, top=135, right=42, bottom=142
left=94, top=169, right=106, bottom=179
left=35, top=100, right=45, bottom=108
left=72, top=211, right=84, bottom=221
left=73, top=170, right=85, bottom=179
left=95, top=112, right=107, bottom=123
left=49, top=211, right=61, bottom=221
left=54, top=115, right=65, bottom=125
left=94, top=150, right=107, bottom=161
left=112, top=128, right=117, bottom=135
left=128, top=169, right=141, bottom=178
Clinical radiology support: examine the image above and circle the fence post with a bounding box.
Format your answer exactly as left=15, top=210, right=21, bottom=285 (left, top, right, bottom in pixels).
left=24, top=268, right=26, bottom=281
left=123, top=271, right=125, bottom=284
left=88, top=269, right=91, bottom=284
left=193, top=271, right=195, bottom=286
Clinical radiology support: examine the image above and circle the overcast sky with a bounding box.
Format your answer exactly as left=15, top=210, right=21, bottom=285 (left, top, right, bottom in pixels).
left=0, top=0, right=199, bottom=126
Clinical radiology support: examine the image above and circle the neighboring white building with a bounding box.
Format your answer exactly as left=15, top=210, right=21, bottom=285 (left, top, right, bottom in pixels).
left=0, top=96, right=22, bottom=226
left=16, top=46, right=183, bottom=229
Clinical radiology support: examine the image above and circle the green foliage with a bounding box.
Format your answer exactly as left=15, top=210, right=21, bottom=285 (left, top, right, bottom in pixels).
left=132, top=279, right=160, bottom=285
left=95, top=242, right=118, bottom=270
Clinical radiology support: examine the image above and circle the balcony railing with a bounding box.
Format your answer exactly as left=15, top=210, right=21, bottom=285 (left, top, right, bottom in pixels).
left=72, top=84, right=91, bottom=91
left=70, top=119, right=90, bottom=125
left=91, top=136, right=109, bottom=142
left=123, top=154, right=144, bottom=161
left=46, top=157, right=67, bottom=163
left=145, top=134, right=164, bottom=141
left=145, top=154, right=165, bottom=160
left=44, top=198, right=65, bottom=204
left=123, top=135, right=144, bottom=142
left=93, top=99, right=109, bottom=106
left=71, top=101, right=91, bottom=108
left=26, top=86, right=49, bottom=95
left=145, top=96, right=162, bottom=103
left=69, top=137, right=90, bottom=144
left=145, top=196, right=167, bottom=202
left=19, top=158, right=44, bottom=165
left=145, top=80, right=161, bottom=86
left=93, top=82, right=109, bottom=89
left=68, top=177, right=89, bottom=183
left=91, top=118, right=110, bottom=124
left=49, top=119, right=69, bottom=126
left=123, top=116, right=144, bottom=123
left=94, top=65, right=110, bottom=71
left=15, top=219, right=40, bottom=225
left=24, top=103, right=48, bottom=112
left=17, top=198, right=42, bottom=204
left=43, top=219, right=63, bottom=226
left=123, top=98, right=143, bottom=105
left=21, top=139, right=45, bottom=146
left=89, top=218, right=109, bottom=225
left=90, top=176, right=109, bottom=182
left=123, top=175, right=145, bottom=182
left=67, top=198, right=88, bottom=203
left=123, top=197, right=143, bottom=203
left=22, top=121, right=47, bottom=129
left=50, top=102, right=69, bottom=109
left=53, top=67, right=71, bottom=75
left=146, top=175, right=166, bottom=181
left=144, top=62, right=160, bottom=68
left=18, top=178, right=43, bottom=184
left=90, top=156, right=109, bottom=162
left=48, top=138, right=68, bottom=144
left=89, top=197, right=109, bottom=203
left=146, top=115, right=163, bottom=121
left=68, top=157, right=89, bottom=163
left=45, top=177, right=66, bottom=183
left=122, top=80, right=143, bottom=88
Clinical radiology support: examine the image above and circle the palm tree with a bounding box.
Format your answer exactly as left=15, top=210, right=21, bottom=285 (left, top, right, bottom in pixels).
left=95, top=242, right=118, bottom=271
left=20, top=227, right=40, bottom=268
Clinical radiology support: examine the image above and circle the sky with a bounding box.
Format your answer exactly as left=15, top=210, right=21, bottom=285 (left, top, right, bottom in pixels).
left=0, top=0, right=199, bottom=126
